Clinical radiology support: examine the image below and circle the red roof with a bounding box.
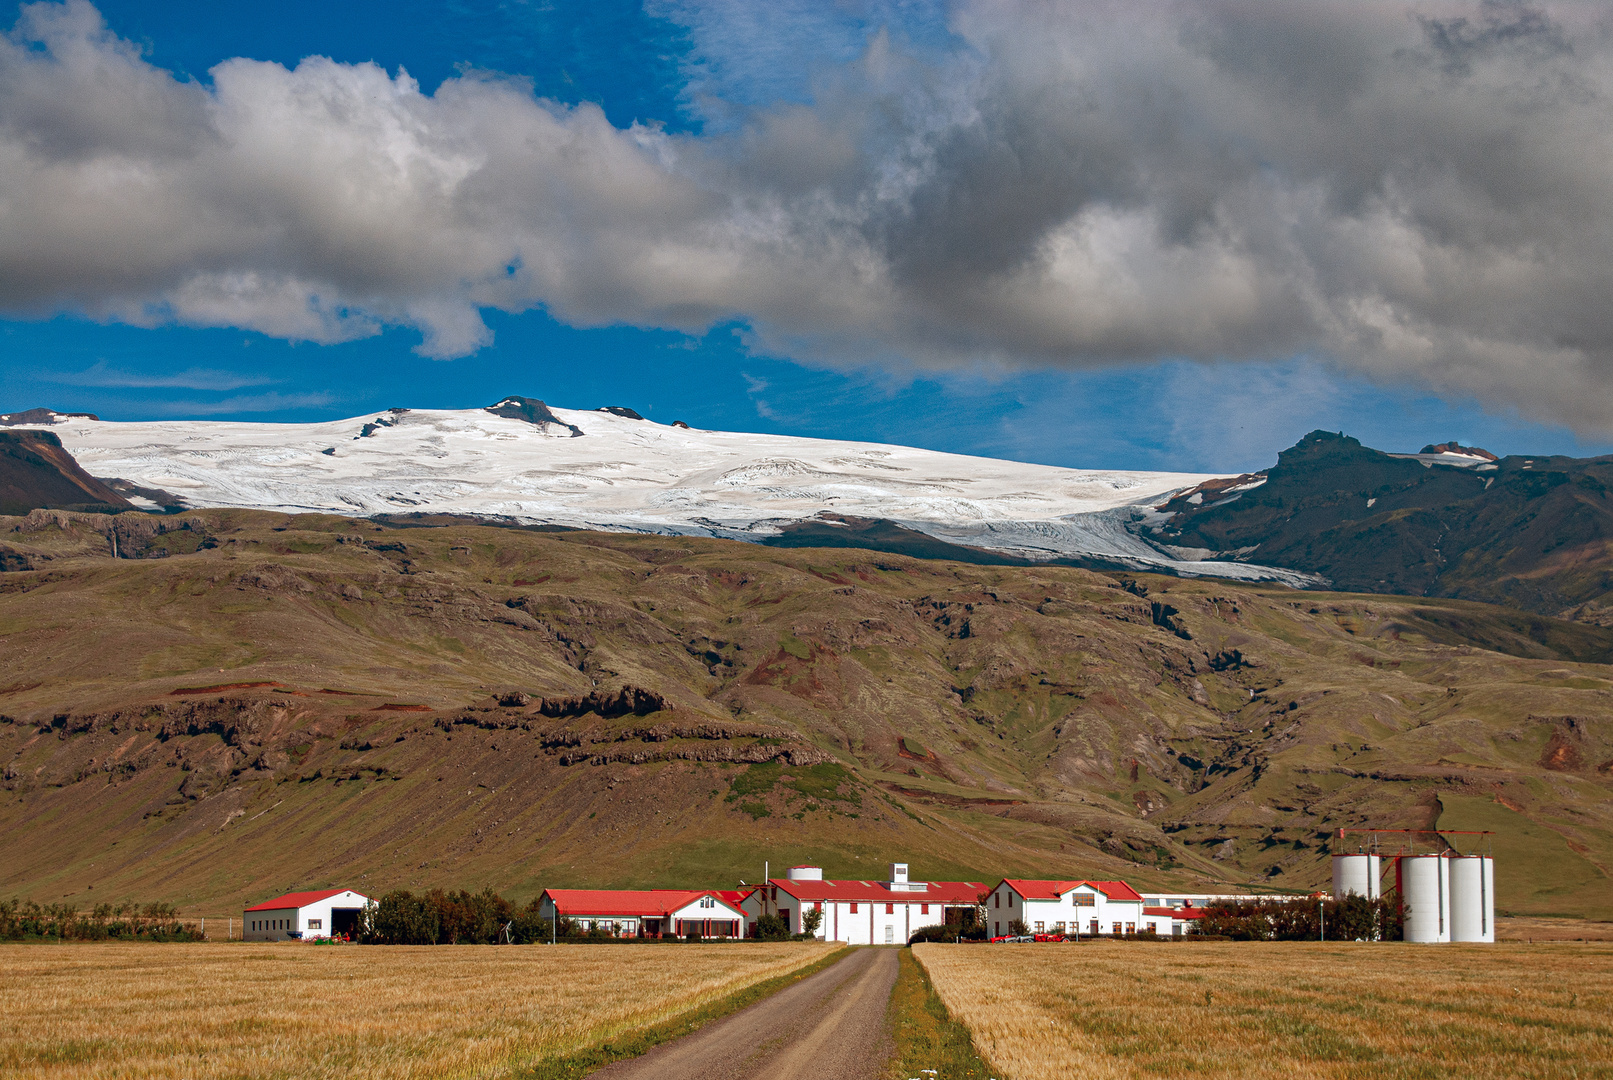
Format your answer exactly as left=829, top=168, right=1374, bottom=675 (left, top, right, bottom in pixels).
left=245, top=888, right=364, bottom=911
left=542, top=889, right=744, bottom=918
left=769, top=878, right=985, bottom=904
left=1144, top=906, right=1205, bottom=918
left=999, top=879, right=1144, bottom=902
left=716, top=888, right=757, bottom=908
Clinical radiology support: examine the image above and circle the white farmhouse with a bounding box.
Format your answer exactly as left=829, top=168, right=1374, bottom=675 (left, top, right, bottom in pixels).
left=987, top=879, right=1145, bottom=937
left=745, top=864, right=984, bottom=945
left=243, top=888, right=370, bottom=941
left=537, top=889, right=750, bottom=938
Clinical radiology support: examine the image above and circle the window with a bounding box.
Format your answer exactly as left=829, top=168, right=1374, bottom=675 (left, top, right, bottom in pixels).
left=993, top=893, right=999, bottom=908
left=1053, top=922, right=1065, bottom=932
left=886, top=903, right=894, bottom=914
left=920, top=904, right=929, bottom=914
left=1073, top=893, right=1095, bottom=907
left=1112, top=922, right=1123, bottom=935
left=1034, top=922, right=1045, bottom=933
left=850, top=903, right=858, bottom=914
left=1125, top=922, right=1135, bottom=935
left=308, top=919, right=321, bottom=930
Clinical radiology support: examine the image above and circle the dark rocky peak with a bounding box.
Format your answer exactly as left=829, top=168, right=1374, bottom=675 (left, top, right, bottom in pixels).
left=596, top=406, right=644, bottom=420
left=0, top=407, right=100, bottom=426
left=484, top=396, right=583, bottom=437
left=1420, top=441, right=1497, bottom=460
left=0, top=430, right=131, bottom=515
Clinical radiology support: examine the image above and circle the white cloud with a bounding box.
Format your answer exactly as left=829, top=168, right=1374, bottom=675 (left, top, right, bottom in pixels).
left=47, top=361, right=276, bottom=390
left=5, top=1, right=1613, bottom=432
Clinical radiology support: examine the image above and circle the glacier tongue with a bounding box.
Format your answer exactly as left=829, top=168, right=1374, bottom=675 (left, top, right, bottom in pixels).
left=16, top=404, right=1319, bottom=585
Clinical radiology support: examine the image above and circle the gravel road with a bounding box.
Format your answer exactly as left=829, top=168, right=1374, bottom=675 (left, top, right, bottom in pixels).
left=591, top=947, right=898, bottom=1080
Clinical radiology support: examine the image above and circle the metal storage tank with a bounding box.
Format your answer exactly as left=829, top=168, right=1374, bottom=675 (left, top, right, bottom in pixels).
left=1399, top=854, right=1451, bottom=943
left=1449, top=855, right=1494, bottom=943
left=1331, top=853, right=1381, bottom=900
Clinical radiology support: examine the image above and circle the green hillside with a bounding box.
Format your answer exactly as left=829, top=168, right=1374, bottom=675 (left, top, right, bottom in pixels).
left=1, top=509, right=1610, bottom=918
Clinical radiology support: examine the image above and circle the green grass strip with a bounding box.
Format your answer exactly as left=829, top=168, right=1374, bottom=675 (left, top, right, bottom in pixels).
left=523, top=945, right=850, bottom=1079
left=886, top=947, right=992, bottom=1080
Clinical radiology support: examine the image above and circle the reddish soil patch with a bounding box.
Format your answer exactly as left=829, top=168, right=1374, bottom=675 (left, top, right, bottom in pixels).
left=512, top=576, right=551, bottom=586
left=318, top=688, right=370, bottom=696
left=1539, top=728, right=1584, bottom=771
left=169, top=681, right=282, bottom=695
left=372, top=703, right=432, bottom=712
left=881, top=782, right=1021, bottom=808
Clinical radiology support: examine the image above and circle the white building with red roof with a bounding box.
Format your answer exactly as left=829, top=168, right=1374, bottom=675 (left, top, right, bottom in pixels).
left=1141, top=905, right=1207, bottom=937
left=744, top=863, right=985, bottom=945
left=987, top=879, right=1145, bottom=938
left=537, top=888, right=749, bottom=939
left=243, top=888, right=370, bottom=941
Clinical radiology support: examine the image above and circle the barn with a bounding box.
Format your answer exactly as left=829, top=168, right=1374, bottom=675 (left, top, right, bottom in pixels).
left=537, top=889, right=750, bottom=938
left=746, top=864, right=984, bottom=945
left=243, top=888, right=370, bottom=941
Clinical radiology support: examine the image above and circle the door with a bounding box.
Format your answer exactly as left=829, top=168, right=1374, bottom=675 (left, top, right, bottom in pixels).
left=330, top=908, right=361, bottom=939
left=884, top=925, right=894, bottom=944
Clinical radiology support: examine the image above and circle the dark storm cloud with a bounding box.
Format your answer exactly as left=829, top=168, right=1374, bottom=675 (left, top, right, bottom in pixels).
left=3, top=1, right=1613, bottom=430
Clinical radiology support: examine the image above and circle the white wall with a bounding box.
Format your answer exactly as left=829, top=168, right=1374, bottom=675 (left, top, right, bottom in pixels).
left=242, top=891, right=368, bottom=942
left=986, top=884, right=1144, bottom=937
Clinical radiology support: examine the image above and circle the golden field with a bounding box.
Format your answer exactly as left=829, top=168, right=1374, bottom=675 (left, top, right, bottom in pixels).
left=914, top=941, right=1613, bottom=1080
left=0, top=940, right=839, bottom=1080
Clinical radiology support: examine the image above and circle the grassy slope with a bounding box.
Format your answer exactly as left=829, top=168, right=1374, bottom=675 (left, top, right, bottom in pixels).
left=1, top=510, right=1610, bottom=917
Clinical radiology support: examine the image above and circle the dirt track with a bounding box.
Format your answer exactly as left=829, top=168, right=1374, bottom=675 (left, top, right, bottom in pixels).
left=592, top=947, right=898, bottom=1080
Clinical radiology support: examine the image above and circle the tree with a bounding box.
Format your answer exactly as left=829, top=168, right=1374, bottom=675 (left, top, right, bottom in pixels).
left=1007, top=918, right=1029, bottom=936
left=800, top=907, right=823, bottom=937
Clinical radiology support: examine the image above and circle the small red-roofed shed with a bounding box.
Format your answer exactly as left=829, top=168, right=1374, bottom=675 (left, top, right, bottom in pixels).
left=243, top=888, right=369, bottom=941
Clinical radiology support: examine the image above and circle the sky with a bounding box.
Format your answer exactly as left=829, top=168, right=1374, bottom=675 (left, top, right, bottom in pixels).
left=2, top=0, right=1613, bottom=473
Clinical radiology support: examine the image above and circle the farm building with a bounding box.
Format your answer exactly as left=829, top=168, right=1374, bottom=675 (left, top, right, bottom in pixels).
left=1141, top=905, right=1206, bottom=936
left=987, top=879, right=1145, bottom=937
left=745, top=864, right=984, bottom=945
left=243, top=888, right=370, bottom=941
left=537, top=889, right=750, bottom=938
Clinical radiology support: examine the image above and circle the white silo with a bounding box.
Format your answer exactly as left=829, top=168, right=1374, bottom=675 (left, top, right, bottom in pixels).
left=1449, top=855, right=1494, bottom=943
left=1331, top=853, right=1381, bottom=900
left=1399, top=854, right=1451, bottom=943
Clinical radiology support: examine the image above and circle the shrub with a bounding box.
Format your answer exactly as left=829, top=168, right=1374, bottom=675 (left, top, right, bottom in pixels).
left=753, top=913, right=791, bottom=941
left=0, top=897, right=201, bottom=942
left=1193, top=896, right=1401, bottom=941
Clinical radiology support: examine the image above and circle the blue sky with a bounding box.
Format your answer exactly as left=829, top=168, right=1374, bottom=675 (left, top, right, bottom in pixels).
left=2, top=0, right=1610, bottom=473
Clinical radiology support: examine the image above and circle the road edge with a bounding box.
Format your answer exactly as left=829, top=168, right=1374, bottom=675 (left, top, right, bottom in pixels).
left=886, top=946, right=992, bottom=1080
left=522, top=944, right=852, bottom=1080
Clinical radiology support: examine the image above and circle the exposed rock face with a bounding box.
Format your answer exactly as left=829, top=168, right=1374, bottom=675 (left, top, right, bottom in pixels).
left=0, top=431, right=131, bottom=515
left=536, top=686, right=669, bottom=719
left=483, top=396, right=583, bottom=437
left=596, top=406, right=644, bottom=420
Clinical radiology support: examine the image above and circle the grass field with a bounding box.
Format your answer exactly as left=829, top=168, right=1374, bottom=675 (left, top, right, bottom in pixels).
left=0, top=941, right=839, bottom=1080
left=914, top=941, right=1613, bottom=1080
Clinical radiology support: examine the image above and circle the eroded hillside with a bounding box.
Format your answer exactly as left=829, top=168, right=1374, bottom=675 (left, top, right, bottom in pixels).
left=2, top=509, right=1610, bottom=918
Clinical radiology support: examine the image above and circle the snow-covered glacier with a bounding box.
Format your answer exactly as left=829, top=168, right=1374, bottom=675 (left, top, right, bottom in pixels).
left=10, top=401, right=1319, bottom=585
